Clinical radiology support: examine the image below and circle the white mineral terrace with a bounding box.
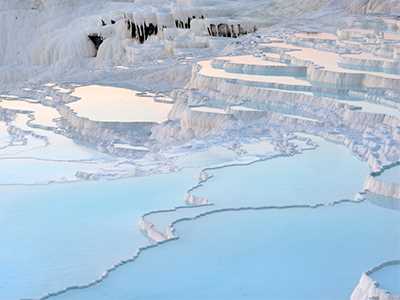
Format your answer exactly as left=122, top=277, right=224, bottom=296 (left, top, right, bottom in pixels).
left=280, top=113, right=319, bottom=122
left=1, top=3, right=400, bottom=300
left=263, top=53, right=282, bottom=61
left=337, top=100, right=400, bottom=119
left=53, top=85, right=72, bottom=94
left=292, top=32, right=338, bottom=41
left=215, top=55, right=287, bottom=67
left=229, top=106, right=261, bottom=112
left=341, top=52, right=396, bottom=63
left=384, top=33, right=400, bottom=42
left=240, top=139, right=275, bottom=155
left=351, top=261, right=400, bottom=300
left=190, top=106, right=227, bottom=114
left=68, top=85, right=173, bottom=123
left=337, top=28, right=377, bottom=39
left=113, top=144, right=149, bottom=151
left=197, top=59, right=312, bottom=87
left=264, top=41, right=400, bottom=80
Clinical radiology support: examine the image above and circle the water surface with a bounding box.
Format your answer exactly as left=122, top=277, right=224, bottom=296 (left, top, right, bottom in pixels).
left=0, top=170, right=195, bottom=300
left=372, top=264, right=400, bottom=294
left=52, top=202, right=400, bottom=300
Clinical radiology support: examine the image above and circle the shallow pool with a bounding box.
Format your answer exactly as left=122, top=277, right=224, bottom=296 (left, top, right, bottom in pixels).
left=52, top=201, right=400, bottom=300
left=0, top=170, right=196, bottom=300
left=69, top=85, right=172, bottom=123
left=194, top=137, right=369, bottom=207
left=372, top=263, right=400, bottom=295
left=0, top=137, right=391, bottom=300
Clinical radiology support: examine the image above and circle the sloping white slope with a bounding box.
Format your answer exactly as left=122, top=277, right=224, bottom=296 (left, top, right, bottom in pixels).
left=0, top=0, right=104, bottom=66
left=347, top=0, right=400, bottom=15
left=180, top=0, right=330, bottom=24
left=0, top=0, right=395, bottom=87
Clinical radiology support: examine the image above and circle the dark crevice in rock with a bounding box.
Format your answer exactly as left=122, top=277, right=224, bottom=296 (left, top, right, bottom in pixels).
left=88, top=33, right=104, bottom=56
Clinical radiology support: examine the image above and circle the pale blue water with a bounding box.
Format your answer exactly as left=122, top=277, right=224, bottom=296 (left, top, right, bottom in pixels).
left=0, top=170, right=196, bottom=300
left=147, top=138, right=369, bottom=233
left=0, top=137, right=391, bottom=300
left=377, top=165, right=400, bottom=184
left=52, top=202, right=400, bottom=300
left=0, top=159, right=93, bottom=184
left=372, top=264, right=400, bottom=294
left=195, top=138, right=369, bottom=207
left=367, top=193, right=400, bottom=211
left=47, top=138, right=382, bottom=300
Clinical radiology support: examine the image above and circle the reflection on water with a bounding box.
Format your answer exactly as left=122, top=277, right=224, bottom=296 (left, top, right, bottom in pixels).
left=367, top=193, right=400, bottom=211
left=69, top=85, right=172, bottom=123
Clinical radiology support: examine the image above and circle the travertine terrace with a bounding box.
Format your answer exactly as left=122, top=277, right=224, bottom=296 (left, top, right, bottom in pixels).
left=0, top=1, right=399, bottom=300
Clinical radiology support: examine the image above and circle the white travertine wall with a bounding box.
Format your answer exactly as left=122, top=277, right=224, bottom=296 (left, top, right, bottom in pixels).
left=364, top=176, right=400, bottom=199
left=351, top=261, right=400, bottom=300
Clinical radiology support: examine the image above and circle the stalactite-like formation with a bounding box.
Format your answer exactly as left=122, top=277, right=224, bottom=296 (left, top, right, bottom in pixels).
left=126, top=19, right=159, bottom=44
left=207, top=23, right=256, bottom=38
left=209, top=24, right=217, bottom=36
left=93, top=13, right=254, bottom=49
left=230, top=24, right=237, bottom=38
left=174, top=15, right=204, bottom=29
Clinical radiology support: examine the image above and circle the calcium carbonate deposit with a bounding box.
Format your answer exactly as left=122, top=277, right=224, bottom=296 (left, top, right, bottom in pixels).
left=0, top=0, right=399, bottom=300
